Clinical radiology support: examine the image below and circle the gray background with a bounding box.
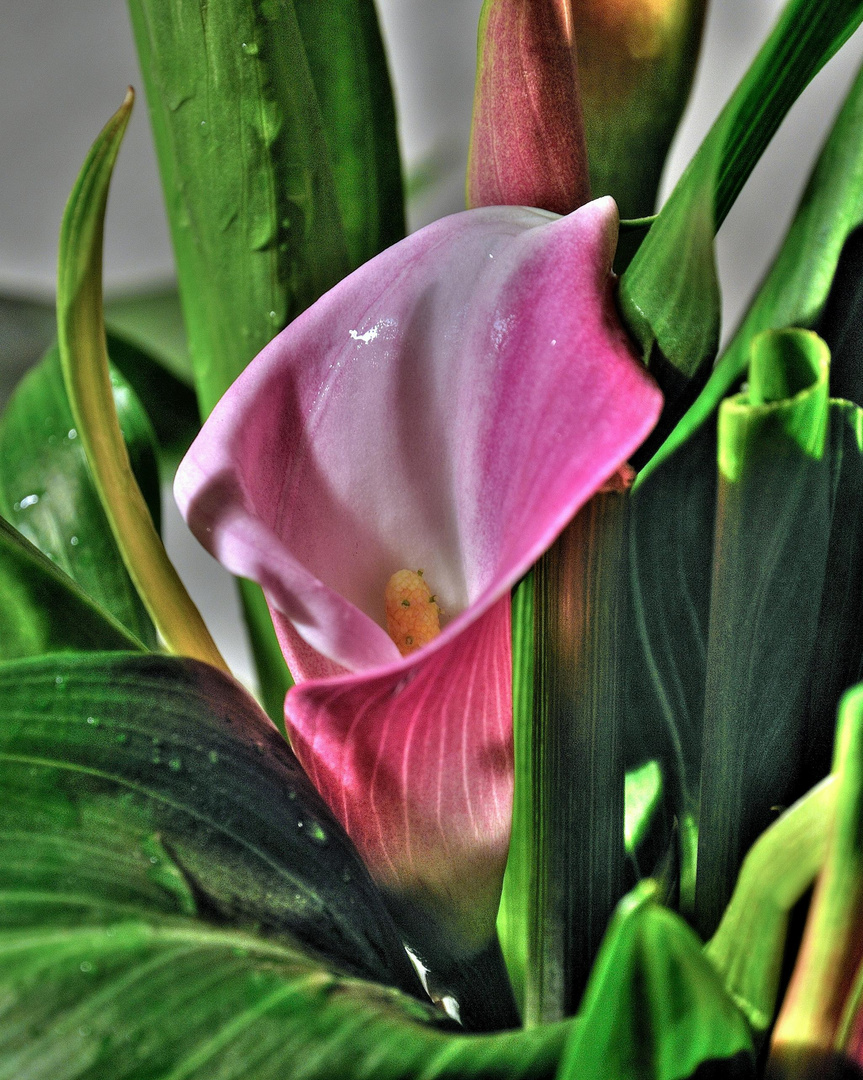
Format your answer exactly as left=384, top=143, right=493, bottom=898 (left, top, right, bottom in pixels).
left=1, top=1, right=862, bottom=681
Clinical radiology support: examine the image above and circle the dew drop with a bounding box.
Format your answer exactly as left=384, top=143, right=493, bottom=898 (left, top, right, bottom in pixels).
left=208, top=750, right=219, bottom=764
left=70, top=535, right=79, bottom=546
left=168, top=758, right=182, bottom=772
left=86, top=715, right=98, bottom=726
left=68, top=428, right=77, bottom=440
left=79, top=960, right=94, bottom=973
left=307, top=821, right=327, bottom=844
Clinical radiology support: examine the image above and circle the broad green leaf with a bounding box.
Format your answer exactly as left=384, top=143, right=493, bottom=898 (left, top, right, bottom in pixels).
left=0, top=345, right=159, bottom=648
left=0, top=652, right=420, bottom=992
left=773, top=683, right=863, bottom=1058
left=695, top=329, right=832, bottom=936
left=57, top=92, right=225, bottom=671
left=104, top=286, right=192, bottom=386
left=527, top=492, right=627, bottom=1023
left=0, top=651, right=579, bottom=1078
left=619, top=0, right=863, bottom=419
left=293, top=0, right=405, bottom=269
left=127, top=0, right=351, bottom=416
left=0, top=516, right=143, bottom=659
left=706, top=777, right=835, bottom=1034
left=642, top=52, right=863, bottom=481
left=557, top=882, right=754, bottom=1080
left=624, top=415, right=717, bottom=859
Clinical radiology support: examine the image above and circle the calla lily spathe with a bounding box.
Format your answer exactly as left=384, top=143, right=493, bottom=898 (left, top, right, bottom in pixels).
left=175, top=195, right=662, bottom=957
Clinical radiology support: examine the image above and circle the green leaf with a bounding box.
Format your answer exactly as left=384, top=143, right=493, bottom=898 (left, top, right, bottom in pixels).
left=624, top=416, right=717, bottom=869
left=695, top=329, right=832, bottom=936
left=127, top=0, right=351, bottom=417
left=706, top=777, right=835, bottom=1034
left=0, top=651, right=579, bottom=1077
left=0, top=515, right=144, bottom=659
left=799, top=402, right=863, bottom=791
left=0, top=651, right=420, bottom=992
left=0, top=345, right=159, bottom=648
left=642, top=52, right=863, bottom=482
left=618, top=0, right=863, bottom=418
left=557, top=882, right=754, bottom=1080
left=293, top=0, right=405, bottom=269
left=57, top=91, right=226, bottom=672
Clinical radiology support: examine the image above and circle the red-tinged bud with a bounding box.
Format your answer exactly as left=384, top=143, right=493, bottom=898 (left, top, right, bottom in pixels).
left=467, top=0, right=591, bottom=214
left=573, top=0, right=708, bottom=219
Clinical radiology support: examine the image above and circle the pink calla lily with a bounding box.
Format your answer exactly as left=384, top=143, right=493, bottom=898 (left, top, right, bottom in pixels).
left=175, top=195, right=662, bottom=959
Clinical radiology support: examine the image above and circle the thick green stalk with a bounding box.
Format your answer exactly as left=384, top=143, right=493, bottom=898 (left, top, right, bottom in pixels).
left=526, top=489, right=628, bottom=1024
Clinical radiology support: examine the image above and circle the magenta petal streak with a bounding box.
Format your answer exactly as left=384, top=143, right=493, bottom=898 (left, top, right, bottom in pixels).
left=175, top=196, right=663, bottom=949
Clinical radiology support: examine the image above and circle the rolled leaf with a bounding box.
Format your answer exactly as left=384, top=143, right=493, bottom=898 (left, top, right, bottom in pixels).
left=695, top=328, right=832, bottom=935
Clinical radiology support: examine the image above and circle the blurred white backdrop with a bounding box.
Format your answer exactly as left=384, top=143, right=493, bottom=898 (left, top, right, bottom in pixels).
left=1, top=1, right=862, bottom=683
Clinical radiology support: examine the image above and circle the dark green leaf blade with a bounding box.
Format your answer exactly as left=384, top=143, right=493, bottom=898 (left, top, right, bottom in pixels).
left=0, top=345, right=160, bottom=647
left=557, top=882, right=754, bottom=1080
left=0, top=650, right=579, bottom=1078
left=0, top=515, right=143, bottom=659
left=619, top=0, right=863, bottom=415
left=294, top=0, right=405, bottom=269
left=0, top=651, right=420, bottom=992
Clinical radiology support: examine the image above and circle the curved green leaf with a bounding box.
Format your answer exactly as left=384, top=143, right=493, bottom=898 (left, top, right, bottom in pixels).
left=0, top=345, right=159, bottom=647
left=0, top=652, right=420, bottom=991
left=619, top=0, right=863, bottom=419
left=558, top=882, right=754, bottom=1080
left=0, top=516, right=144, bottom=659
left=57, top=91, right=226, bottom=670
left=0, top=651, right=581, bottom=1078
left=640, top=50, right=863, bottom=481
left=706, top=777, right=835, bottom=1034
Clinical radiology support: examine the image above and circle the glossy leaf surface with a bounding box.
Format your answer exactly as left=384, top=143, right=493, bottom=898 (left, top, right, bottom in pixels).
left=293, top=0, right=405, bottom=269
left=0, top=650, right=584, bottom=1078
left=558, top=883, right=754, bottom=1080
left=0, top=344, right=159, bottom=647
left=695, top=330, right=832, bottom=935
left=0, top=515, right=143, bottom=659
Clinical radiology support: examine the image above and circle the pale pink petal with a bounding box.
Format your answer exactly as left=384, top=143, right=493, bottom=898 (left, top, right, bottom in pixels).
left=175, top=195, right=662, bottom=950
